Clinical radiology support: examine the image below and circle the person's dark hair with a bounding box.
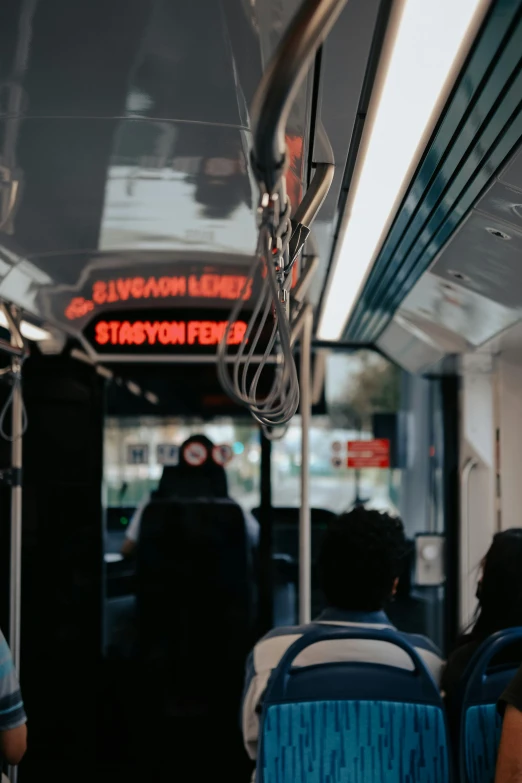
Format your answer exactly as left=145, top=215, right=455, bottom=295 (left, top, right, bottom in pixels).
left=395, top=539, right=415, bottom=598
left=464, top=528, right=522, bottom=643
left=154, top=434, right=228, bottom=500
left=318, top=507, right=407, bottom=612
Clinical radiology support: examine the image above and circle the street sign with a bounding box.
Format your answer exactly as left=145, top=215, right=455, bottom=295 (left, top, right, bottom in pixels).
left=157, top=444, right=179, bottom=466
left=126, top=444, right=149, bottom=465
left=212, top=444, right=233, bottom=466
left=331, top=456, right=343, bottom=469
left=183, top=440, right=208, bottom=466
left=347, top=439, right=390, bottom=469
left=331, top=441, right=343, bottom=453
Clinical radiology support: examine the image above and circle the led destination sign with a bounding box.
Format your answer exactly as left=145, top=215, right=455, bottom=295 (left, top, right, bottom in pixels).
left=83, top=307, right=268, bottom=357
left=65, top=272, right=253, bottom=321
left=94, top=319, right=247, bottom=347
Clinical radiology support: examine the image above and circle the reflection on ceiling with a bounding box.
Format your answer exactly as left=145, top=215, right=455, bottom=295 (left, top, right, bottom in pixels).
left=381, top=142, right=522, bottom=373
left=0, top=0, right=310, bottom=338
left=98, top=123, right=257, bottom=254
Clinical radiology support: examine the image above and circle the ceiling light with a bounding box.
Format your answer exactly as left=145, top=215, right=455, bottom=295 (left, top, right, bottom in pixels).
left=485, top=226, right=511, bottom=240
left=96, top=365, right=113, bottom=380
left=0, top=310, right=51, bottom=342
left=126, top=381, right=142, bottom=396
left=317, top=0, right=486, bottom=341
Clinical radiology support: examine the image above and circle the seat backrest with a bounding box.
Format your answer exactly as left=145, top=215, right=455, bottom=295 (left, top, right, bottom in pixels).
left=258, top=625, right=449, bottom=783
left=460, top=628, right=522, bottom=783
left=136, top=497, right=256, bottom=714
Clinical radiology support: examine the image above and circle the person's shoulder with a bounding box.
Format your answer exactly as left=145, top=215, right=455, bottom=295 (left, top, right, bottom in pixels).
left=395, top=631, right=444, bottom=684
left=399, top=631, right=442, bottom=657
left=0, top=630, right=12, bottom=664
left=498, top=663, right=522, bottom=716
left=444, top=637, right=479, bottom=674
left=243, top=510, right=259, bottom=536
left=250, top=623, right=311, bottom=672
left=439, top=638, right=481, bottom=696
left=257, top=622, right=311, bottom=645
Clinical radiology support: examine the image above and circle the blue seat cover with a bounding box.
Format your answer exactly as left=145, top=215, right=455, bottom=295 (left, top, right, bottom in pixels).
left=464, top=705, right=502, bottom=783
left=262, top=700, right=448, bottom=783
left=258, top=626, right=449, bottom=783
left=459, top=628, right=522, bottom=783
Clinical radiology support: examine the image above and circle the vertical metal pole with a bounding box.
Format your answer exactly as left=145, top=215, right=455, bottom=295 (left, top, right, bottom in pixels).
left=258, top=433, right=273, bottom=637
left=9, top=359, right=22, bottom=669
left=299, top=308, right=313, bottom=624
left=8, top=331, right=23, bottom=783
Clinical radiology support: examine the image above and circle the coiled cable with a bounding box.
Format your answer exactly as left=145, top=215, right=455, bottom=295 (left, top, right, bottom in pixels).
left=217, top=176, right=300, bottom=436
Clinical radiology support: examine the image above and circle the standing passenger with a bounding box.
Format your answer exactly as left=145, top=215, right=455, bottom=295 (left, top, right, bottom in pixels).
left=241, top=508, right=443, bottom=766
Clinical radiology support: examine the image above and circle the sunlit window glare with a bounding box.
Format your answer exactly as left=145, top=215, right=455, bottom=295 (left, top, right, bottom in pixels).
left=318, top=0, right=485, bottom=341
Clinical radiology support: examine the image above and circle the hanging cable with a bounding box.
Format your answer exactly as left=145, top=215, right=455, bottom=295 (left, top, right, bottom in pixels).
left=217, top=170, right=301, bottom=435
left=216, top=0, right=342, bottom=432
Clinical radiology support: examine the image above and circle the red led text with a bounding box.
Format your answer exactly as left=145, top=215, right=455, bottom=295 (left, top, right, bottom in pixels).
left=94, top=319, right=248, bottom=347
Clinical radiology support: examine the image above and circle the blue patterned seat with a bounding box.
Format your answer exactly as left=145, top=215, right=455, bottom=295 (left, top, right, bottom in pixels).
left=463, top=704, right=502, bottom=783
left=258, top=626, right=449, bottom=783
left=460, top=629, right=522, bottom=783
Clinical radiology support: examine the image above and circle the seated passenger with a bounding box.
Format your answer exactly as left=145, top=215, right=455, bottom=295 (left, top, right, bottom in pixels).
left=121, top=434, right=258, bottom=556
left=241, top=508, right=443, bottom=765
left=496, top=664, right=522, bottom=782
left=386, top=538, right=428, bottom=636
left=442, top=528, right=522, bottom=737
left=0, top=630, right=27, bottom=768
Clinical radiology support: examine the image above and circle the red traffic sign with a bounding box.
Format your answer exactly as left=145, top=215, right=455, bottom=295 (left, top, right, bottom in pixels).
left=347, top=439, right=390, bottom=469
left=331, top=441, right=343, bottom=453
left=183, top=440, right=208, bottom=466
left=212, top=444, right=233, bottom=466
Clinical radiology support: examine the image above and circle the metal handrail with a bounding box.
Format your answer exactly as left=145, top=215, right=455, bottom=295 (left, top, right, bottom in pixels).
left=461, top=456, right=478, bottom=625
left=293, top=162, right=335, bottom=226
left=250, top=0, right=347, bottom=195
left=299, top=305, right=313, bottom=623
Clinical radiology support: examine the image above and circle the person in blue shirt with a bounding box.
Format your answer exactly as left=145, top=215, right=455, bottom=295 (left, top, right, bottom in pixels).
left=241, top=507, right=443, bottom=763
left=0, top=630, right=26, bottom=769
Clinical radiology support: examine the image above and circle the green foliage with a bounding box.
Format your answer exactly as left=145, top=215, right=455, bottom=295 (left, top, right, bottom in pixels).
left=329, top=352, right=401, bottom=429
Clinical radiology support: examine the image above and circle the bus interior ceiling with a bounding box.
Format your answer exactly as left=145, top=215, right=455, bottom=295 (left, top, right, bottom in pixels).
left=0, top=0, right=522, bottom=780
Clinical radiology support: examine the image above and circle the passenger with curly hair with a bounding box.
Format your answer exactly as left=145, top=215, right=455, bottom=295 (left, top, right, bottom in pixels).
left=241, top=507, right=443, bottom=764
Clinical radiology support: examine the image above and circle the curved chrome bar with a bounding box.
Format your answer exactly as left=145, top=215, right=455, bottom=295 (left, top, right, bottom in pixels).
left=250, top=0, right=347, bottom=194
left=293, top=162, right=335, bottom=227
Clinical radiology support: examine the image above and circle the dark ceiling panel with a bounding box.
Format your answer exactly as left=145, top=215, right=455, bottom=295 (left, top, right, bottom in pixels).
left=0, top=0, right=253, bottom=125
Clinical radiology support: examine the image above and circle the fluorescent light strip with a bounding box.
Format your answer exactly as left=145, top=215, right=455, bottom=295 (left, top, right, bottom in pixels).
left=96, top=365, right=114, bottom=380
left=0, top=310, right=51, bottom=342
left=69, top=350, right=160, bottom=402
left=126, top=381, right=142, bottom=396
left=318, top=0, right=486, bottom=341
left=70, top=348, right=94, bottom=365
